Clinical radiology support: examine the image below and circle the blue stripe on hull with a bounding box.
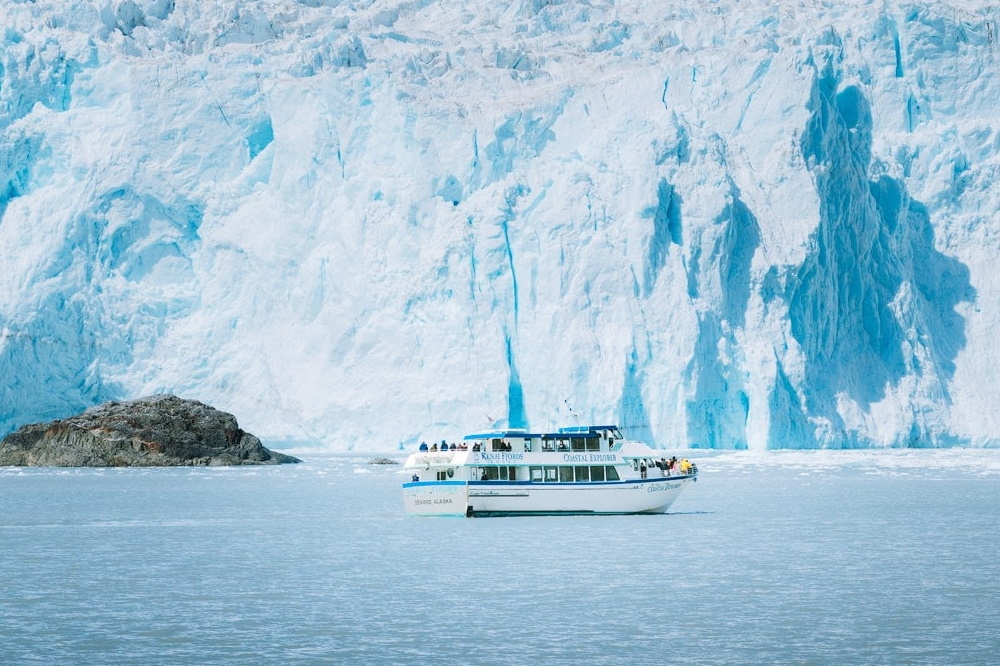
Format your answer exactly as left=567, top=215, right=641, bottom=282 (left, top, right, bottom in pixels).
left=402, top=480, right=467, bottom=488
left=467, top=510, right=671, bottom=517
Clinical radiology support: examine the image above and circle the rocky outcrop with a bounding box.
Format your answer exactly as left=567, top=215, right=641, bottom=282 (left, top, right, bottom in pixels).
left=0, top=395, right=301, bottom=467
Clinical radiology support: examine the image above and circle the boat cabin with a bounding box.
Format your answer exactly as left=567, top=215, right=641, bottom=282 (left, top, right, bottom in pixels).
left=407, top=425, right=695, bottom=485
left=466, top=425, right=622, bottom=454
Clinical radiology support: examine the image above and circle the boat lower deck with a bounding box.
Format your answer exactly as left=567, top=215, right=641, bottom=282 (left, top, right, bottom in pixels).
left=403, top=474, right=696, bottom=517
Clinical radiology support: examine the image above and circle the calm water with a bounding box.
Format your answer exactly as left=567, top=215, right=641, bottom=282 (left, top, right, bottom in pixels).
left=2, top=449, right=999, bottom=665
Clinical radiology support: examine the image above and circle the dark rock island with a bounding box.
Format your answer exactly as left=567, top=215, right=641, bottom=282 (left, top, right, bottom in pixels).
left=0, top=394, right=301, bottom=467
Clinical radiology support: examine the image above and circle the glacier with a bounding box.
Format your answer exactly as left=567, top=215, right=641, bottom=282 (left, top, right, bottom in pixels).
left=1, top=0, right=998, bottom=450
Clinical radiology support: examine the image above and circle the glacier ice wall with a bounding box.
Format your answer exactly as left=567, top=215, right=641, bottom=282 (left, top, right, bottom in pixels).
left=1, top=1, right=998, bottom=449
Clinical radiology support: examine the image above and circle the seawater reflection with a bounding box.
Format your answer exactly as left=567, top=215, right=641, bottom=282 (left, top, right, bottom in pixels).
left=2, top=450, right=999, bottom=665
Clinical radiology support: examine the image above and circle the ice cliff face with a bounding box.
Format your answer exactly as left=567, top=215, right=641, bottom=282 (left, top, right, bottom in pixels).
left=1, top=1, right=997, bottom=449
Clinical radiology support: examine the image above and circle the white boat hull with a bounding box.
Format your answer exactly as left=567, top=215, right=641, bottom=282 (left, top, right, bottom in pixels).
left=403, top=481, right=470, bottom=517
left=402, top=476, right=695, bottom=517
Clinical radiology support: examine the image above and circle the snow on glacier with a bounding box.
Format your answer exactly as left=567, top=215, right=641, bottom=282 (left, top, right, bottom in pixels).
left=1, top=1, right=998, bottom=450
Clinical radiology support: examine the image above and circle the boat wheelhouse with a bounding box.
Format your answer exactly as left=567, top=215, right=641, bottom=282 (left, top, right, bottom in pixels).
left=402, top=425, right=697, bottom=517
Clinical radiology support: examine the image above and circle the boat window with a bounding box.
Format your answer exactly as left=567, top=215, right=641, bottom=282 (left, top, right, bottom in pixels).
left=481, top=466, right=496, bottom=481
left=542, top=440, right=554, bottom=451
left=571, top=437, right=586, bottom=451
left=606, top=466, right=620, bottom=481
left=491, top=438, right=503, bottom=451
left=544, top=466, right=558, bottom=482
left=574, top=466, right=590, bottom=482
left=529, top=466, right=543, bottom=482
left=436, top=471, right=448, bottom=480
left=524, top=440, right=532, bottom=452
left=556, top=439, right=569, bottom=451
left=498, top=466, right=514, bottom=481
left=591, top=466, right=606, bottom=482
left=587, top=438, right=600, bottom=451
left=559, top=466, right=573, bottom=482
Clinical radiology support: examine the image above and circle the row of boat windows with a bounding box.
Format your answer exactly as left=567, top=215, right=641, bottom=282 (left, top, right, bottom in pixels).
left=488, top=438, right=602, bottom=452
left=518, top=437, right=603, bottom=452
left=476, top=465, right=622, bottom=482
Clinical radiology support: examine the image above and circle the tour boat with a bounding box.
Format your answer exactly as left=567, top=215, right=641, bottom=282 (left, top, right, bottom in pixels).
left=402, top=425, right=697, bottom=517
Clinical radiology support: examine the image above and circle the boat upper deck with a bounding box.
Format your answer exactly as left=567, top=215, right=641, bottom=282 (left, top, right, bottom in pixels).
left=405, top=425, right=695, bottom=479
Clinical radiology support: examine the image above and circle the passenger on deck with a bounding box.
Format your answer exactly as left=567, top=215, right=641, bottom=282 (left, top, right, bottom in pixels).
left=472, top=443, right=481, bottom=451
left=430, top=443, right=438, bottom=452
left=419, top=442, right=428, bottom=451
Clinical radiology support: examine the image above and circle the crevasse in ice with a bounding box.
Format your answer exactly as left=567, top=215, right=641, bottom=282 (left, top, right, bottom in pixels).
left=0, top=2, right=996, bottom=449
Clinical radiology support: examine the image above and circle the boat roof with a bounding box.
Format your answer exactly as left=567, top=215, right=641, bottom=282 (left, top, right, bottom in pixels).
left=462, top=425, right=621, bottom=441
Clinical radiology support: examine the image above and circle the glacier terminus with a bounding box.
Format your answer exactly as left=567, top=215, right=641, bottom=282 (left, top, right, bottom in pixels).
left=1, top=1, right=997, bottom=450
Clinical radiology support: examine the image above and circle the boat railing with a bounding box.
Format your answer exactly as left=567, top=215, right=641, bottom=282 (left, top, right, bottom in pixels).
left=661, top=465, right=697, bottom=477
left=639, top=462, right=698, bottom=479
left=412, top=451, right=457, bottom=464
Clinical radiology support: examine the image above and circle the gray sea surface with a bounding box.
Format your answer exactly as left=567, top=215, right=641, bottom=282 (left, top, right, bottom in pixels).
left=2, top=449, right=999, bottom=665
